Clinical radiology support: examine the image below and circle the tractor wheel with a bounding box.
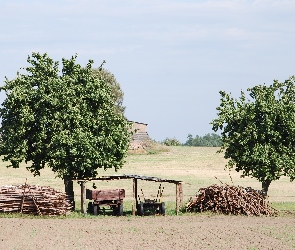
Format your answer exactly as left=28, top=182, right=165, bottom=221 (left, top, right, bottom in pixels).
left=160, top=202, right=166, bottom=215
left=87, top=202, right=93, bottom=214
left=117, top=203, right=123, bottom=216
left=93, top=204, right=99, bottom=216
left=137, top=202, right=144, bottom=216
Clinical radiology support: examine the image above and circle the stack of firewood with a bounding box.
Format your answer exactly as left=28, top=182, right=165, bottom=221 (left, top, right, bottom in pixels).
left=0, top=184, right=73, bottom=216
left=186, top=184, right=276, bottom=216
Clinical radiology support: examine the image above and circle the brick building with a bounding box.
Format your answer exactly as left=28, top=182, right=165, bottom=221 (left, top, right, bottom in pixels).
left=129, top=121, right=150, bottom=149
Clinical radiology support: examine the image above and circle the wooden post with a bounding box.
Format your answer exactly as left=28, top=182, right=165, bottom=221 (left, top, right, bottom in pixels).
left=176, top=182, right=183, bottom=215
left=80, top=181, right=86, bottom=215
left=132, top=178, right=138, bottom=215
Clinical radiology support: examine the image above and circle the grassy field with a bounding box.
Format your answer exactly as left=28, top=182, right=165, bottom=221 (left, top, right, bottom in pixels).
left=0, top=146, right=294, bottom=214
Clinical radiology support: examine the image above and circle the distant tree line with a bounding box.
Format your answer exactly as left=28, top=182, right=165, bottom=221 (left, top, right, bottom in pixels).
left=161, top=133, right=222, bottom=147
left=184, top=133, right=222, bottom=147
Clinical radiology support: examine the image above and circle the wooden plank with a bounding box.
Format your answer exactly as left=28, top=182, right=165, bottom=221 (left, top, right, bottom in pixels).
left=176, top=183, right=183, bottom=215
left=80, top=181, right=86, bottom=215
left=132, top=178, right=137, bottom=216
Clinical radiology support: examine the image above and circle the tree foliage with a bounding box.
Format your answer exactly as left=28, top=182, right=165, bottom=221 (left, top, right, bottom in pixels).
left=0, top=52, right=131, bottom=181
left=162, top=137, right=181, bottom=146
left=91, top=67, right=125, bottom=114
left=211, top=77, right=295, bottom=193
left=184, top=133, right=222, bottom=147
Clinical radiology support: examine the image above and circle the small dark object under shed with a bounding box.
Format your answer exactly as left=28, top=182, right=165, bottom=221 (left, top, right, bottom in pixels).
left=137, top=199, right=165, bottom=216
left=136, top=184, right=165, bottom=216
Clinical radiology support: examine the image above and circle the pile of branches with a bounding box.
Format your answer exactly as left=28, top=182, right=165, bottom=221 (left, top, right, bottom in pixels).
left=0, top=184, right=73, bottom=216
left=186, top=184, right=276, bottom=216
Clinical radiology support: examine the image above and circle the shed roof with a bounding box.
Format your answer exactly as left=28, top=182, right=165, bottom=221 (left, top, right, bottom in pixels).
left=75, top=174, right=182, bottom=184
left=128, top=120, right=148, bottom=126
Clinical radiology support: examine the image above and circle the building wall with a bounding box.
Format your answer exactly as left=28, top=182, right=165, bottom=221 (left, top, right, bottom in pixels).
left=131, top=122, right=147, bottom=133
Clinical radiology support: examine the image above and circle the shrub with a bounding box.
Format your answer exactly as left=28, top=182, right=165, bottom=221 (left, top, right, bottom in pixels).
left=162, top=137, right=181, bottom=146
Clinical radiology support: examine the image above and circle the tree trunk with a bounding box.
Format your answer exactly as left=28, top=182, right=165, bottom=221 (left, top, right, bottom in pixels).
left=262, top=179, right=271, bottom=196
left=64, top=175, right=75, bottom=211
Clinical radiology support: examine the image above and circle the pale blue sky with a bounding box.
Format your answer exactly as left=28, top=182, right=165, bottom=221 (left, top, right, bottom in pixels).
left=1, top=0, right=295, bottom=142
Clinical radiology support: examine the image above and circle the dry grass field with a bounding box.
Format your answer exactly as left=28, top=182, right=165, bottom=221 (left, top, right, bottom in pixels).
left=1, top=146, right=295, bottom=249
left=1, top=146, right=295, bottom=207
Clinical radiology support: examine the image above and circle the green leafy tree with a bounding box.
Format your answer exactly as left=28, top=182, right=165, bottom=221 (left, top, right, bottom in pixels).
left=211, top=77, right=295, bottom=194
left=0, top=52, right=131, bottom=201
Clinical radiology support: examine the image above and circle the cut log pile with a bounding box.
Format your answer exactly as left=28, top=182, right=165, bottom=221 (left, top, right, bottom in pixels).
left=0, top=184, right=73, bottom=216
left=186, top=184, right=277, bottom=216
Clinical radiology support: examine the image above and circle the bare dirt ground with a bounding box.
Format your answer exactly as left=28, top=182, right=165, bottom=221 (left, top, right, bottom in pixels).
left=1, top=214, right=295, bottom=250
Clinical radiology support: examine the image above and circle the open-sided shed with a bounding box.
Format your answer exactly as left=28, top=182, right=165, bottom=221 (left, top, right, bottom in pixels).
left=76, top=174, right=183, bottom=215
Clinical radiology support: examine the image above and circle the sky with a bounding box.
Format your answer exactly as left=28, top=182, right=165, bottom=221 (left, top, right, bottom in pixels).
left=1, top=0, right=295, bottom=143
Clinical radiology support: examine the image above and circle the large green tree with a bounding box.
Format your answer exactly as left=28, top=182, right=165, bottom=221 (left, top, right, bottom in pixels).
left=0, top=52, right=131, bottom=200
left=211, top=77, right=295, bottom=194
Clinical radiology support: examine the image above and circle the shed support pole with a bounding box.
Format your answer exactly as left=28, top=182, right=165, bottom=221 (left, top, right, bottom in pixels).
left=176, top=182, right=183, bottom=215
left=132, top=178, right=138, bottom=216
left=80, top=181, right=86, bottom=215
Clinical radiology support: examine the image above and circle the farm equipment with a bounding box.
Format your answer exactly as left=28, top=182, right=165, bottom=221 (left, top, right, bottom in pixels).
left=137, top=184, right=165, bottom=216
left=86, top=188, right=125, bottom=216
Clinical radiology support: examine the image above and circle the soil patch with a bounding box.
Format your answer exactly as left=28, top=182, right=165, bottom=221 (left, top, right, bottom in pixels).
left=1, top=214, right=295, bottom=250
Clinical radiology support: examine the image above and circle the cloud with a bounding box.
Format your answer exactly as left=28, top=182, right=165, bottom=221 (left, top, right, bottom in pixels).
left=252, top=0, right=295, bottom=8
left=2, top=0, right=293, bottom=57
left=2, top=0, right=294, bottom=20
left=1, top=0, right=294, bottom=55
